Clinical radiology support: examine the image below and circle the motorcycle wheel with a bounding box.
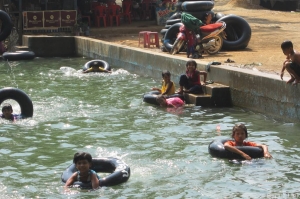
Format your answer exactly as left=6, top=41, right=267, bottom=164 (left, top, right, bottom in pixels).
left=170, top=38, right=185, bottom=55
left=205, top=35, right=223, bottom=55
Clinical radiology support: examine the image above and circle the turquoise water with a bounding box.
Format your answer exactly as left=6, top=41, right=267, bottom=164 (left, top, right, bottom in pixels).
left=0, top=57, right=300, bottom=198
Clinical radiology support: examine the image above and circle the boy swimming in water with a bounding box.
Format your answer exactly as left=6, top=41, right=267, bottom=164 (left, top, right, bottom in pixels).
left=64, top=152, right=101, bottom=189
left=1, top=103, right=18, bottom=121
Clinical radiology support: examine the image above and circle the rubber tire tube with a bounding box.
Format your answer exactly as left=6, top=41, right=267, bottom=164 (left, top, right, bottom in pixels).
left=83, top=60, right=111, bottom=71
left=160, top=28, right=168, bottom=36
left=183, top=11, right=211, bottom=20
left=0, top=10, right=13, bottom=41
left=165, top=24, right=172, bottom=29
left=2, top=51, right=35, bottom=61
left=163, top=23, right=183, bottom=52
left=168, top=11, right=182, bottom=20
left=217, top=14, right=251, bottom=50
left=166, top=18, right=182, bottom=26
left=0, top=87, right=33, bottom=118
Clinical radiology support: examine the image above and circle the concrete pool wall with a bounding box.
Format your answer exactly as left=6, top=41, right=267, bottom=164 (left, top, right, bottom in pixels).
left=23, top=35, right=300, bottom=122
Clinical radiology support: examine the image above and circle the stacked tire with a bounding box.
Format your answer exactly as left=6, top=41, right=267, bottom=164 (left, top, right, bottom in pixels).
left=160, top=0, right=252, bottom=52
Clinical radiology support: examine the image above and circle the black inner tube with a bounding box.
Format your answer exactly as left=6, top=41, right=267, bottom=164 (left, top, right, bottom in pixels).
left=83, top=60, right=111, bottom=71
left=0, top=10, right=12, bottom=42
left=208, top=138, right=264, bottom=159
left=61, top=157, right=130, bottom=188
left=0, top=87, right=33, bottom=118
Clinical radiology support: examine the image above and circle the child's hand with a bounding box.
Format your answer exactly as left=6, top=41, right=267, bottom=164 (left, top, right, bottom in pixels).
left=264, top=152, right=272, bottom=159
left=280, top=72, right=284, bottom=80
left=241, top=153, right=251, bottom=160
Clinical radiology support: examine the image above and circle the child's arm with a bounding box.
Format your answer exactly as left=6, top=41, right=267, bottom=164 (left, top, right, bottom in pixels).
left=161, top=81, right=174, bottom=95
left=91, top=173, right=100, bottom=189
left=98, top=67, right=112, bottom=73
left=152, top=81, right=163, bottom=93
left=224, top=143, right=252, bottom=160
left=256, top=144, right=272, bottom=158
left=64, top=173, right=77, bottom=188
left=83, top=67, right=93, bottom=73
left=151, top=87, right=161, bottom=92
left=280, top=59, right=292, bottom=80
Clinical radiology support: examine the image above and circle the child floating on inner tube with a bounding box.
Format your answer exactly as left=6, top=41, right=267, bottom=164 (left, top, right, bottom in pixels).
left=83, top=65, right=111, bottom=73
left=64, top=152, right=101, bottom=190
left=224, top=123, right=272, bottom=160
left=151, top=70, right=175, bottom=96
left=156, top=95, right=184, bottom=108
left=0, top=103, right=19, bottom=121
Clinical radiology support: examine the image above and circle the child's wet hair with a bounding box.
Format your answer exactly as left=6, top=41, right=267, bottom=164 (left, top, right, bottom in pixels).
left=2, top=103, right=13, bottom=112
left=186, top=59, right=197, bottom=68
left=281, top=40, right=293, bottom=50
left=73, top=152, right=92, bottom=164
left=231, top=123, right=248, bottom=138
left=162, top=70, right=171, bottom=77
left=156, top=95, right=166, bottom=104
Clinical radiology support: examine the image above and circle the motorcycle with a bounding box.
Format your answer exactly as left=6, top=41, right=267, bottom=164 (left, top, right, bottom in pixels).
left=170, top=21, right=226, bottom=57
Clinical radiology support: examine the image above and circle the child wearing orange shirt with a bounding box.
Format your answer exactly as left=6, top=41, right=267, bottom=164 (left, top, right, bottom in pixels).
left=224, top=123, right=272, bottom=160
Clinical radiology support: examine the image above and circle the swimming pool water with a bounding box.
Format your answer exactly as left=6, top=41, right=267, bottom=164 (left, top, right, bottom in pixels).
left=0, top=57, right=299, bottom=198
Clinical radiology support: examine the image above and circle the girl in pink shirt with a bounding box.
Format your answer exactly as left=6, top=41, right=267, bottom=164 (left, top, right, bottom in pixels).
left=156, top=95, right=184, bottom=108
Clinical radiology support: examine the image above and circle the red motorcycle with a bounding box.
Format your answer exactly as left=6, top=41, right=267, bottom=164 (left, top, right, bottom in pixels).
left=170, top=21, right=226, bottom=57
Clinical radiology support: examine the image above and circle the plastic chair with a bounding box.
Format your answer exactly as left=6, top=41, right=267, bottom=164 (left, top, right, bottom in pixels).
left=139, top=31, right=150, bottom=48
left=78, top=9, right=91, bottom=26
left=108, top=4, right=121, bottom=26
left=147, top=32, right=159, bottom=48
left=122, top=1, right=132, bottom=24
left=140, top=2, right=152, bottom=20
left=95, top=6, right=107, bottom=27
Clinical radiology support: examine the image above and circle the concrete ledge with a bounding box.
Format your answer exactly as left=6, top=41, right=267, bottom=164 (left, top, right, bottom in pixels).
left=23, top=35, right=76, bottom=57
left=22, top=35, right=300, bottom=122
left=203, top=83, right=232, bottom=107
left=184, top=83, right=232, bottom=107
left=15, top=46, right=30, bottom=51
left=184, top=93, right=212, bottom=107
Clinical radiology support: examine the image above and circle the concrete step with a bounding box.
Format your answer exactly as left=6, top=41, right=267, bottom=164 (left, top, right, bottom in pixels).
left=203, top=83, right=231, bottom=107
left=184, top=93, right=212, bottom=107
left=184, top=82, right=232, bottom=107
left=15, top=46, right=30, bottom=51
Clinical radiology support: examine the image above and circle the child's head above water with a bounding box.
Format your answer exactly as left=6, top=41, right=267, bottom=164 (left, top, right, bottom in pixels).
left=156, top=95, right=167, bottom=106
left=162, top=70, right=171, bottom=78
left=2, top=103, right=13, bottom=113
left=231, top=123, right=248, bottom=138
left=73, top=152, right=92, bottom=164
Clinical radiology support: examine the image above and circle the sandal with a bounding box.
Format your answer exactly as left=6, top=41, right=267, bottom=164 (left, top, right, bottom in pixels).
left=205, top=61, right=221, bottom=72
left=225, top=58, right=235, bottom=63
left=205, top=80, right=214, bottom=84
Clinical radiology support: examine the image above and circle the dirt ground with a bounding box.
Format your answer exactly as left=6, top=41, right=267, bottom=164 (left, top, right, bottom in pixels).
left=88, top=0, right=300, bottom=76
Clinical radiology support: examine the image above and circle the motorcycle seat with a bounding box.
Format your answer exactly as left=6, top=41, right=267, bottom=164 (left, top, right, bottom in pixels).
left=200, top=23, right=223, bottom=32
